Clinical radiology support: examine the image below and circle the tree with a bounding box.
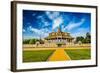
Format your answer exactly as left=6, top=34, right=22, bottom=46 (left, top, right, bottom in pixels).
left=85, top=32, right=91, bottom=43
left=76, top=36, right=84, bottom=43
left=29, top=39, right=35, bottom=44
left=86, top=32, right=91, bottom=38
left=23, top=38, right=39, bottom=44
left=75, top=32, right=91, bottom=44
left=29, top=39, right=39, bottom=44
left=23, top=39, right=30, bottom=44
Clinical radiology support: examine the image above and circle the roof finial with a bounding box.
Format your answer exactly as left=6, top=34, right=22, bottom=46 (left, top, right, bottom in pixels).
left=58, top=27, right=61, bottom=32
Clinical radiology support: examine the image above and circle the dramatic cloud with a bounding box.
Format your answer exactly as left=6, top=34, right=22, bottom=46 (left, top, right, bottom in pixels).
left=23, top=10, right=90, bottom=39
left=45, top=11, right=63, bottom=30
left=37, top=15, right=50, bottom=27
left=64, top=18, right=85, bottom=31
left=28, top=26, right=49, bottom=38
left=29, top=26, right=40, bottom=33
left=45, top=11, right=60, bottom=20
left=71, top=27, right=90, bottom=37
left=52, top=17, right=63, bottom=29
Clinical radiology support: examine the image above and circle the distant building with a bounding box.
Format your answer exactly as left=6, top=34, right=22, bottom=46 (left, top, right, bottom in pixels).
left=44, top=28, right=74, bottom=46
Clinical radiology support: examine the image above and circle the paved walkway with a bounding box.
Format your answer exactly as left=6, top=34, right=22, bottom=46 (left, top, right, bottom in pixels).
left=47, top=49, right=71, bottom=61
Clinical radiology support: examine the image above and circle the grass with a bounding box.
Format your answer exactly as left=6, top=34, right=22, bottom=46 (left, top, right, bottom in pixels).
left=65, top=49, right=91, bottom=60
left=23, top=50, right=55, bottom=62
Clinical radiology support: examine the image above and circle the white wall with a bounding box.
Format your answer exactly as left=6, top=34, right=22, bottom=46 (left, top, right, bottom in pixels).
left=0, top=0, right=99, bottom=73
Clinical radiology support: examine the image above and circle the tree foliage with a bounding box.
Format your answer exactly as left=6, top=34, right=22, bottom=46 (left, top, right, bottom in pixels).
left=23, top=39, right=39, bottom=44
left=75, top=32, right=91, bottom=44
left=85, top=32, right=91, bottom=43
left=23, top=39, right=30, bottom=44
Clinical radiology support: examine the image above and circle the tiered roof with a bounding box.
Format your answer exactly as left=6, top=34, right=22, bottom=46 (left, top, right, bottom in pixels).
left=45, top=28, right=74, bottom=40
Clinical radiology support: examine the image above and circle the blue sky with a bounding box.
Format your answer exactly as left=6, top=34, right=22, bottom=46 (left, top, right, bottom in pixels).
left=23, top=10, right=91, bottom=39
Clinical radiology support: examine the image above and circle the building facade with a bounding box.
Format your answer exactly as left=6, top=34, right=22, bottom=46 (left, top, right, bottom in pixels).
left=44, top=28, right=74, bottom=46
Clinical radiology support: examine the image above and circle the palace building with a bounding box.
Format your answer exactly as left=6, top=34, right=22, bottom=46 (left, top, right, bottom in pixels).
left=44, top=28, right=74, bottom=45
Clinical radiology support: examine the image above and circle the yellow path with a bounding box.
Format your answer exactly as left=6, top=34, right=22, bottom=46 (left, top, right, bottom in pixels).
left=48, top=49, right=71, bottom=61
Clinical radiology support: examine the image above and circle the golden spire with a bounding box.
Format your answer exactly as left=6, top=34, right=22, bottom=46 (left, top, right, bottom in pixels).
left=58, top=27, right=61, bottom=32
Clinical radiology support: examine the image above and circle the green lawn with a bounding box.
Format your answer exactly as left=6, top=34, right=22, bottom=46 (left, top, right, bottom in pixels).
left=23, top=50, right=55, bottom=62
left=65, top=49, right=91, bottom=60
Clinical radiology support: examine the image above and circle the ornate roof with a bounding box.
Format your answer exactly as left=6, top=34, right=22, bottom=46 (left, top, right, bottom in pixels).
left=45, top=28, right=74, bottom=40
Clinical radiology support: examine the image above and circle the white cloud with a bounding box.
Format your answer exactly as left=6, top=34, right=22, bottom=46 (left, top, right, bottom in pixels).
left=52, top=17, right=63, bottom=29
left=71, top=27, right=90, bottom=37
left=45, top=11, right=64, bottom=30
left=28, top=26, right=43, bottom=35
left=28, top=26, right=49, bottom=38
left=41, top=18, right=50, bottom=26
left=45, top=11, right=60, bottom=20
left=64, top=18, right=85, bottom=31
left=41, top=28, right=50, bottom=33
left=37, top=15, right=50, bottom=27
left=44, top=22, right=50, bottom=26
